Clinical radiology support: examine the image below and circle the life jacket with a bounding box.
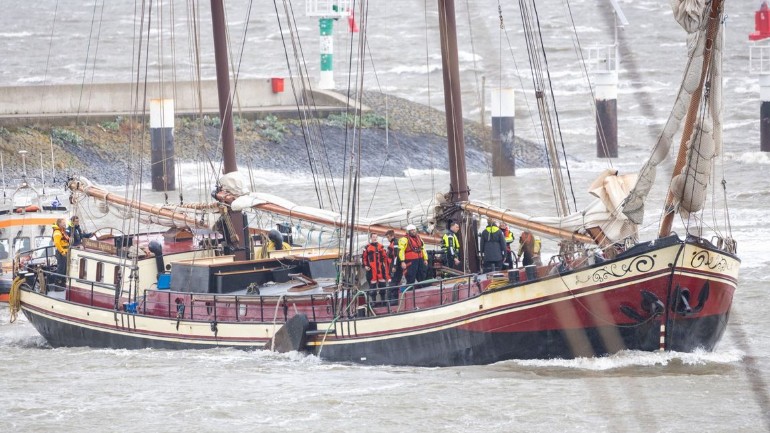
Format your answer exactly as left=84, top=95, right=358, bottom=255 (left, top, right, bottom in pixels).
left=66, top=221, right=86, bottom=246
left=483, top=225, right=500, bottom=237
left=502, top=228, right=513, bottom=245
left=399, top=234, right=426, bottom=261
left=442, top=231, right=459, bottom=254
left=52, top=225, right=70, bottom=256
left=258, top=240, right=291, bottom=259
left=386, top=239, right=399, bottom=265
left=363, top=242, right=390, bottom=282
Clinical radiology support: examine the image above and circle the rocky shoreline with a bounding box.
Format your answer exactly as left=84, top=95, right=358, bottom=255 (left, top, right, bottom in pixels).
left=0, top=91, right=551, bottom=186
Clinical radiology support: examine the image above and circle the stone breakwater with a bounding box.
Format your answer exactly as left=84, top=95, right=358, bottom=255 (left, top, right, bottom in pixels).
left=0, top=91, right=551, bottom=186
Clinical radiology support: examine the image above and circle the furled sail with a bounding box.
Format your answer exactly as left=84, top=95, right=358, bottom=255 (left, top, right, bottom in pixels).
left=68, top=176, right=214, bottom=229
left=622, top=0, right=722, bottom=224
left=218, top=172, right=440, bottom=243
left=464, top=169, right=637, bottom=245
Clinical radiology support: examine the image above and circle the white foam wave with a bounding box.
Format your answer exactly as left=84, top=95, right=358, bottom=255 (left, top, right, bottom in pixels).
left=0, top=31, right=32, bottom=38
left=387, top=63, right=442, bottom=75
left=724, top=151, right=770, bottom=165
left=506, top=348, right=743, bottom=371
left=16, top=76, right=48, bottom=84
left=402, top=167, right=449, bottom=177
left=426, top=50, right=482, bottom=63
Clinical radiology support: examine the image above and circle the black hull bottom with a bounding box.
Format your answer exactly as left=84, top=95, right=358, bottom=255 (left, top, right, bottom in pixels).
left=312, top=314, right=730, bottom=367
left=667, top=312, right=729, bottom=353
left=23, top=308, right=730, bottom=366
left=22, top=310, right=255, bottom=350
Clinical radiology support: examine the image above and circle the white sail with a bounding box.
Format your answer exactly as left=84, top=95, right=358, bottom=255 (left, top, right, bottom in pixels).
left=466, top=169, right=637, bottom=245
left=622, top=0, right=721, bottom=224
left=220, top=172, right=436, bottom=236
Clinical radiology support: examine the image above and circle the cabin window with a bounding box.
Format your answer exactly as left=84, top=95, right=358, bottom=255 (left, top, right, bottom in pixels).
left=13, top=237, right=31, bottom=255
left=0, top=239, right=9, bottom=260
left=96, top=262, right=104, bottom=283
left=33, top=236, right=52, bottom=258
left=79, top=258, right=88, bottom=279
left=113, top=266, right=121, bottom=286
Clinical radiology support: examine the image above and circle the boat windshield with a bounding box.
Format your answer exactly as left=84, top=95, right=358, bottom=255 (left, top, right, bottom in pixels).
left=13, top=237, right=31, bottom=255
left=33, top=236, right=52, bottom=258
left=0, top=239, right=9, bottom=259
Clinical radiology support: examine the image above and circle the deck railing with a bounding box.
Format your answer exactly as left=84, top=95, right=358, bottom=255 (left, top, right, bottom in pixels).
left=20, top=254, right=487, bottom=326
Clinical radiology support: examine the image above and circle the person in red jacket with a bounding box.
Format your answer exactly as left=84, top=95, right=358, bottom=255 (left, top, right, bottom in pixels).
left=363, top=232, right=390, bottom=306
left=384, top=229, right=402, bottom=304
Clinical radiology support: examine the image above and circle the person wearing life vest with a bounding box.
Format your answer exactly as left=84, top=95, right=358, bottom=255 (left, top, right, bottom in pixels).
left=442, top=222, right=461, bottom=270
left=257, top=229, right=291, bottom=259
left=52, top=218, right=70, bottom=286
left=479, top=220, right=506, bottom=273
left=66, top=215, right=93, bottom=247
left=385, top=230, right=402, bottom=304
left=518, top=230, right=536, bottom=267
left=398, top=224, right=428, bottom=286
left=362, top=233, right=390, bottom=306
left=499, top=222, right=515, bottom=269
left=532, top=235, right=543, bottom=266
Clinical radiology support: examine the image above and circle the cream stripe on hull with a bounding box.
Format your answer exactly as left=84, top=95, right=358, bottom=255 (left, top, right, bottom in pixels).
left=19, top=239, right=739, bottom=350
left=21, top=291, right=273, bottom=347
left=308, top=241, right=740, bottom=347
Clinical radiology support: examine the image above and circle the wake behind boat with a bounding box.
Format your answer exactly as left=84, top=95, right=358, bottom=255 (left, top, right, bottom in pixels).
left=10, top=0, right=739, bottom=366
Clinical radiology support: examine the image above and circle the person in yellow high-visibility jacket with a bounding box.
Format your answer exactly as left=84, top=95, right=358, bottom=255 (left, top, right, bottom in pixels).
left=51, top=218, right=70, bottom=286
left=442, top=222, right=461, bottom=270
left=398, top=224, right=428, bottom=286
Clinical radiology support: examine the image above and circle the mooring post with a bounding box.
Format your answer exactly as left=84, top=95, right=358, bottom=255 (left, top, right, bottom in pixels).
left=762, top=74, right=770, bottom=152
left=491, top=87, right=515, bottom=176
left=595, top=70, right=618, bottom=158
left=749, top=5, right=770, bottom=152
left=150, top=99, right=175, bottom=191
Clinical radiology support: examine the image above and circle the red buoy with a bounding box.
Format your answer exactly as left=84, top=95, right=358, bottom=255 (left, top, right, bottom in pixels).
left=750, top=1, right=770, bottom=41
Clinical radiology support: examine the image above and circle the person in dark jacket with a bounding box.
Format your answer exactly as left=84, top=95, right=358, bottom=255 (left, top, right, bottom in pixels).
left=442, top=222, right=461, bottom=270
left=479, top=221, right=506, bottom=273
left=66, top=215, right=93, bottom=247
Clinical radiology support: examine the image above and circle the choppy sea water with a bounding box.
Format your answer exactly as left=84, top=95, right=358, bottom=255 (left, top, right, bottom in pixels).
left=2, top=1, right=769, bottom=432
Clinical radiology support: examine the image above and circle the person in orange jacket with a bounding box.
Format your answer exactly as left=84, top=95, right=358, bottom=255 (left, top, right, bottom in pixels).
left=362, top=233, right=390, bottom=306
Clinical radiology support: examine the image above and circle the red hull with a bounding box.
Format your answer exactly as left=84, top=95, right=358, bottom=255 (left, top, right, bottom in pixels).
left=17, top=236, right=740, bottom=366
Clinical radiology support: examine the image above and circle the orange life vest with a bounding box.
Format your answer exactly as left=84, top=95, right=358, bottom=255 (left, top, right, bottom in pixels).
left=403, top=234, right=425, bottom=261
left=362, top=242, right=390, bottom=283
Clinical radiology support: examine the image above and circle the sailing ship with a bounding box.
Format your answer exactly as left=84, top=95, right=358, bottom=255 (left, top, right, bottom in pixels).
left=9, top=0, right=739, bottom=366
left=0, top=150, right=68, bottom=303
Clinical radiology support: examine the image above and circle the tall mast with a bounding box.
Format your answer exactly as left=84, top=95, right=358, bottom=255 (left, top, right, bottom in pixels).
left=658, top=0, right=722, bottom=238
left=211, top=0, right=236, bottom=173
left=438, top=0, right=479, bottom=272
left=438, top=0, right=468, bottom=202
left=211, top=0, right=248, bottom=259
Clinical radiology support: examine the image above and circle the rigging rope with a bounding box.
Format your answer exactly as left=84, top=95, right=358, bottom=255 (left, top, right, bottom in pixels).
left=38, top=0, right=59, bottom=115
left=273, top=0, right=337, bottom=211
left=518, top=0, right=577, bottom=217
